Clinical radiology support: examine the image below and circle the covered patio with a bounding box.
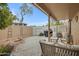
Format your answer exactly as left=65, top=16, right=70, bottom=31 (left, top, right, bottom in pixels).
left=33, top=3, right=79, bottom=56
left=33, top=3, right=79, bottom=44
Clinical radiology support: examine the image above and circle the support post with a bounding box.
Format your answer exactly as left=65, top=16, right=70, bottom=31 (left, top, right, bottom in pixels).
left=67, top=19, right=73, bottom=44
left=69, top=19, right=71, bottom=36
left=48, top=15, right=51, bottom=42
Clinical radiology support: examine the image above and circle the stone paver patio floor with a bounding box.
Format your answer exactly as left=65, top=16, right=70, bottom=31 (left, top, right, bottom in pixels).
left=11, top=36, right=47, bottom=56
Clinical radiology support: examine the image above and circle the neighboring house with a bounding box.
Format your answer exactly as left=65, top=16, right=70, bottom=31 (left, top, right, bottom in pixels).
left=13, top=23, right=27, bottom=26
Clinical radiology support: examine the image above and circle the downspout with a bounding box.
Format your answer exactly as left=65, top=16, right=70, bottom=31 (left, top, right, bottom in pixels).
left=48, top=15, right=51, bottom=42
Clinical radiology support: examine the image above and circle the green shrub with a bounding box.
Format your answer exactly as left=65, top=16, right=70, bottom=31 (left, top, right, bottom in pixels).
left=39, top=33, right=44, bottom=36
left=0, top=45, right=14, bottom=53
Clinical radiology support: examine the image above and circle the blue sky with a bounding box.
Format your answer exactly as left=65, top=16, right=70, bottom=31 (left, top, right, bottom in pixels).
left=8, top=3, right=48, bottom=26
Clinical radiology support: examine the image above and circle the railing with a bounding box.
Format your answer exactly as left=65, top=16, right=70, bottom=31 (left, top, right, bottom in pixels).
left=40, top=41, right=79, bottom=56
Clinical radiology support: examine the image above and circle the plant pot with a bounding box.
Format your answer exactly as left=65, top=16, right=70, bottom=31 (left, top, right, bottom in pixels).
left=44, top=31, right=48, bottom=37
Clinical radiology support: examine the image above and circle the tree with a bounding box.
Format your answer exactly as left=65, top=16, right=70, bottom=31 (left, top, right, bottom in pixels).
left=0, top=3, right=16, bottom=29
left=50, top=21, right=64, bottom=26
left=20, top=3, right=32, bottom=23
left=55, top=21, right=63, bottom=25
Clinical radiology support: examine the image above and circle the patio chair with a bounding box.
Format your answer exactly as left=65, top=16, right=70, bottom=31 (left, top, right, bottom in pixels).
left=39, top=40, right=79, bottom=56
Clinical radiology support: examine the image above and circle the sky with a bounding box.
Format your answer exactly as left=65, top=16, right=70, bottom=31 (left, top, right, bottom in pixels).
left=8, top=3, right=48, bottom=26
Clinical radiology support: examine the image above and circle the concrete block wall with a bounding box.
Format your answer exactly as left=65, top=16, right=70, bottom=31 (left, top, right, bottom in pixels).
left=0, top=25, right=33, bottom=45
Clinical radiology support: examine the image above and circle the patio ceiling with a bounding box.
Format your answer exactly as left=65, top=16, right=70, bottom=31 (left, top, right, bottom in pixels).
left=34, top=3, right=79, bottom=20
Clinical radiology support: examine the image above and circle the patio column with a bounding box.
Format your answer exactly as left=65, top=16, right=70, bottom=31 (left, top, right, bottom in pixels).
left=48, top=15, right=51, bottom=42
left=68, top=19, right=73, bottom=44
left=69, top=19, right=71, bottom=36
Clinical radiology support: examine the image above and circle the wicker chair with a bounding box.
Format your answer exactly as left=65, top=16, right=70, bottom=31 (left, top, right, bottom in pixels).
left=39, top=40, right=79, bottom=56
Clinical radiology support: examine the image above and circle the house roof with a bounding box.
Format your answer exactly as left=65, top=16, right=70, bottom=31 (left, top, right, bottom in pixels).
left=34, top=3, right=79, bottom=20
